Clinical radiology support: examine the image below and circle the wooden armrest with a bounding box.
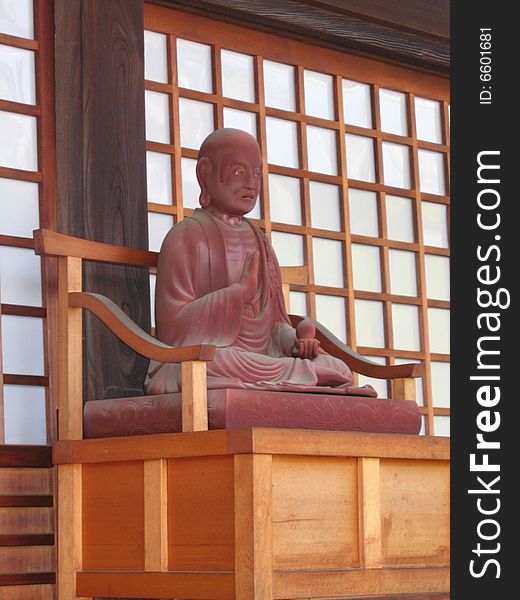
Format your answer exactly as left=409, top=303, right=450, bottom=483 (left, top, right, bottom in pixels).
left=289, top=314, right=423, bottom=379
left=69, top=292, right=215, bottom=362
left=34, top=228, right=158, bottom=268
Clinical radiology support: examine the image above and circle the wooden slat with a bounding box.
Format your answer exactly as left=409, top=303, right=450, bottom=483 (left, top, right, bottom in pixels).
left=0, top=496, right=52, bottom=508
left=0, top=469, right=53, bottom=495
left=181, top=361, right=209, bottom=432
left=0, top=584, right=54, bottom=600
left=0, top=507, right=53, bottom=535
left=144, top=459, right=168, bottom=571
left=0, top=447, right=52, bottom=469
left=280, top=266, right=309, bottom=286
left=0, top=535, right=54, bottom=547
left=0, top=545, right=54, bottom=573
left=69, top=292, right=216, bottom=363
left=77, top=571, right=234, bottom=599
left=53, top=428, right=449, bottom=465
left=358, top=457, right=382, bottom=568
left=234, top=454, right=273, bottom=599
left=273, top=566, right=449, bottom=598
left=2, top=375, right=49, bottom=387
left=0, top=33, right=39, bottom=50
left=0, top=573, right=55, bottom=586
left=34, top=228, right=157, bottom=268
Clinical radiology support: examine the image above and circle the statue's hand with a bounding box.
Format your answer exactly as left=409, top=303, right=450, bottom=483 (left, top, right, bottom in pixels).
left=239, top=251, right=260, bottom=302
left=293, top=337, right=321, bottom=359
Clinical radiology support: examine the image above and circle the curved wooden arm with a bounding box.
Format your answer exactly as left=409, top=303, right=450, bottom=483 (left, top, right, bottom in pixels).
left=69, top=292, right=216, bottom=363
left=289, top=314, right=423, bottom=379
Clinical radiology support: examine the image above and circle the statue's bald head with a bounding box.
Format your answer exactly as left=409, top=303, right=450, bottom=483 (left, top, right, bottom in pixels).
left=198, top=128, right=260, bottom=163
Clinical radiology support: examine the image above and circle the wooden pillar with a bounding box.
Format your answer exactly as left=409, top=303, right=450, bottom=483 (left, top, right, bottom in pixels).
left=54, top=0, right=150, bottom=403
left=357, top=457, right=382, bottom=569
left=234, top=454, right=273, bottom=599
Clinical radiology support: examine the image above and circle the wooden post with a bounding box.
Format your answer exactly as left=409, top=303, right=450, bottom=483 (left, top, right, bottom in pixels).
left=357, top=457, right=382, bottom=569
left=393, top=377, right=417, bottom=402
left=281, top=283, right=291, bottom=313
left=181, top=361, right=208, bottom=432
left=57, top=255, right=88, bottom=599
left=234, top=454, right=273, bottom=600
left=144, top=459, right=168, bottom=571
left=57, top=256, right=83, bottom=440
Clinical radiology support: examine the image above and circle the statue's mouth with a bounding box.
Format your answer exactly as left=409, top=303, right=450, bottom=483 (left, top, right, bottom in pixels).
left=242, top=194, right=255, bottom=200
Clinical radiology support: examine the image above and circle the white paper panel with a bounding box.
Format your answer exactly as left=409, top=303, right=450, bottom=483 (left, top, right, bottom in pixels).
left=355, top=299, right=384, bottom=348
left=388, top=249, right=417, bottom=296
left=418, top=149, right=446, bottom=196
left=289, top=291, right=307, bottom=317
left=431, top=361, right=450, bottom=408
left=422, top=201, right=448, bottom=248
left=144, top=30, right=168, bottom=84
left=386, top=194, right=414, bottom=243
left=351, top=244, right=381, bottom=292
left=379, top=88, right=408, bottom=136
left=345, top=134, right=375, bottom=183
left=146, top=151, right=172, bottom=205
left=221, top=49, right=255, bottom=102
left=181, top=157, right=199, bottom=209
left=271, top=231, right=304, bottom=266
left=266, top=117, right=299, bottom=169
left=145, top=90, right=170, bottom=144
left=0, top=110, right=37, bottom=171
left=149, top=273, right=156, bottom=329
left=382, top=142, right=411, bottom=189
left=304, top=70, right=334, bottom=120
left=148, top=212, right=173, bottom=252
left=315, top=294, right=346, bottom=344
left=0, top=246, right=42, bottom=306
left=428, top=307, right=450, bottom=354
left=348, top=188, right=378, bottom=237
left=1, top=315, right=44, bottom=375
left=263, top=60, right=295, bottom=112
left=179, top=98, right=214, bottom=150
left=0, top=0, right=34, bottom=39
left=434, top=416, right=450, bottom=437
left=268, top=174, right=301, bottom=225
left=0, top=177, right=39, bottom=237
left=309, top=181, right=341, bottom=232
left=0, top=44, right=35, bottom=104
left=392, top=304, right=420, bottom=351
left=425, top=254, right=450, bottom=300
left=342, top=79, right=372, bottom=128
left=223, top=107, right=257, bottom=138
left=358, top=355, right=387, bottom=399
left=176, top=38, right=212, bottom=93
left=395, top=357, right=424, bottom=406
left=415, top=97, right=442, bottom=144
left=3, top=384, right=47, bottom=445
left=312, top=237, right=344, bottom=288
left=307, top=126, right=337, bottom=175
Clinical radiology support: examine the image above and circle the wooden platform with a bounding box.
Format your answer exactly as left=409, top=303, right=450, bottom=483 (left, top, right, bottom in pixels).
left=53, top=428, right=449, bottom=599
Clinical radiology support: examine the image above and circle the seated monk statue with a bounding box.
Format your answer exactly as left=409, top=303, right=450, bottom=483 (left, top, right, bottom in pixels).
left=145, top=128, right=376, bottom=396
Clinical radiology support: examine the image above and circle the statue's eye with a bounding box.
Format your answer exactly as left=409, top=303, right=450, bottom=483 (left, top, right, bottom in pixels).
left=253, top=170, right=261, bottom=178
left=233, top=167, right=244, bottom=176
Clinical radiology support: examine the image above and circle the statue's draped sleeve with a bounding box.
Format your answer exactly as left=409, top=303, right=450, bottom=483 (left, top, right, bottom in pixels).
left=154, top=216, right=244, bottom=348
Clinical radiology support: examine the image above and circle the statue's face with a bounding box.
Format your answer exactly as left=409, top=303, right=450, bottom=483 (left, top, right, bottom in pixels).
left=204, top=135, right=262, bottom=216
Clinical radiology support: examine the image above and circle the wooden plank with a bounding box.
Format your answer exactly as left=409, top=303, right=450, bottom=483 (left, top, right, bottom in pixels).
left=0, top=495, right=53, bottom=508
left=144, top=459, right=168, bottom=571
left=82, top=461, right=144, bottom=571
left=272, top=456, right=359, bottom=570
left=0, top=573, right=55, bottom=586
left=0, top=508, right=53, bottom=535
left=57, top=464, right=85, bottom=600
left=55, top=0, right=150, bottom=403
left=53, top=428, right=449, bottom=465
left=0, top=535, right=54, bottom=547
left=273, top=566, right=449, bottom=598
left=0, top=545, right=54, bottom=573
left=357, top=457, right=382, bottom=568
left=77, top=571, right=234, bottom=599
left=380, top=459, right=449, bottom=567
left=0, top=469, right=53, bottom=495
left=0, top=584, right=54, bottom=600
left=57, top=256, right=82, bottom=441
left=181, top=361, right=209, bottom=432
left=234, top=454, right=273, bottom=599
left=168, top=456, right=235, bottom=571
left=280, top=266, right=309, bottom=286
left=0, top=447, right=52, bottom=468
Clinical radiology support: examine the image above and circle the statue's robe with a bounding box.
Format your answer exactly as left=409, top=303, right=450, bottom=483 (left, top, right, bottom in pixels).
left=145, top=208, right=364, bottom=395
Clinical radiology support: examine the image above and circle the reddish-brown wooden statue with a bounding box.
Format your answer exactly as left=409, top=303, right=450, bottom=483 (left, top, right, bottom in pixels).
left=145, top=128, right=375, bottom=396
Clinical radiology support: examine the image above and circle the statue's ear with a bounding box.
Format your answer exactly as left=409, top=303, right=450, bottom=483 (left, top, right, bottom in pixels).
left=196, top=156, right=212, bottom=207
